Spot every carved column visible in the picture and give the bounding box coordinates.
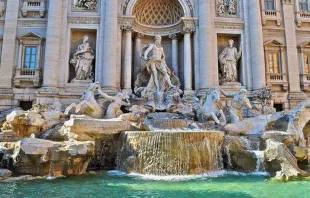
[123,28,133,94]
[0,0,19,88]
[183,19,195,94]
[169,34,179,77]
[199,0,214,91]
[248,0,266,90]
[102,0,118,92]
[183,31,192,93]
[134,33,144,81]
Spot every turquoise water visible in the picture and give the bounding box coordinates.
[0,171,310,198]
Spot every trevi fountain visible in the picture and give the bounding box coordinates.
[1,0,310,197]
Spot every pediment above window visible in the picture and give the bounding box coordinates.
[18,32,45,41]
[264,39,284,47]
[300,41,310,49]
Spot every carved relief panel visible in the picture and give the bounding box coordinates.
[216,0,238,17]
[72,0,98,12]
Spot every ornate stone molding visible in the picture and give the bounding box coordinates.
[215,20,244,29]
[67,16,100,24]
[134,32,144,39]
[17,19,47,27]
[119,16,135,32]
[182,17,196,34]
[122,0,194,17]
[169,33,180,40]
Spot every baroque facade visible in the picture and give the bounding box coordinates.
[0,0,309,111]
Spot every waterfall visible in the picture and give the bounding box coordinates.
[252,150,265,172]
[117,131,224,176]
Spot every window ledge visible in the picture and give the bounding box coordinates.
[266,73,288,91]
[262,10,282,26]
[300,73,310,91]
[296,11,310,27]
[13,68,42,88]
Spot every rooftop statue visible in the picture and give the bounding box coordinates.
[70,35,94,82]
[219,39,242,84]
[221,88,252,123]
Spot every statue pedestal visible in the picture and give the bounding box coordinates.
[220,82,245,93]
[70,79,93,85]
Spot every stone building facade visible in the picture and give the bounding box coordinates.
[0,0,309,111]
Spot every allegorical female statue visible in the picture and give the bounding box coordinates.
[70,35,95,82]
[219,39,242,83]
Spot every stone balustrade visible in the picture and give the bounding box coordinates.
[266,72,288,90]
[21,0,46,18]
[13,68,42,87]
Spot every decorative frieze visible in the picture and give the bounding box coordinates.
[215,21,244,29]
[216,0,238,17]
[72,0,98,12]
[67,16,100,24]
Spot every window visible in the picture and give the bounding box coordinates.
[265,0,275,10]
[23,46,37,69]
[304,54,310,73]
[268,52,280,73]
[300,0,309,12]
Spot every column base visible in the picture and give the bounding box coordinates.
[0,88,16,109]
[220,82,245,92]
[36,87,60,104]
[183,89,195,96]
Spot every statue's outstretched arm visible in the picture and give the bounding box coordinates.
[97,89,115,102]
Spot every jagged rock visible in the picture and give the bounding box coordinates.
[61,115,138,170]
[0,169,11,180]
[225,100,310,146]
[11,138,94,177]
[1,108,64,139]
[61,115,136,141]
[223,136,258,172]
[264,139,309,180]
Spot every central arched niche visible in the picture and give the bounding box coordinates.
[132,0,184,26]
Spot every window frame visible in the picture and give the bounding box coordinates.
[299,0,309,12]
[265,0,275,10]
[23,46,38,69]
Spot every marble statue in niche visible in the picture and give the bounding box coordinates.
[219,39,242,84]
[70,35,95,82]
[142,35,176,91]
[134,35,181,111]
[73,0,97,10]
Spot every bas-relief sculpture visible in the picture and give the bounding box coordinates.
[134,35,182,111]
[216,0,237,16]
[73,0,97,10]
[70,35,95,82]
[219,39,242,84]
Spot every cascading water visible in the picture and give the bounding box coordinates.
[117,131,224,176]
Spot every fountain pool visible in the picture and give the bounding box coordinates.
[1,171,310,198]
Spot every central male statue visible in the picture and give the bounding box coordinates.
[142,35,176,90]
